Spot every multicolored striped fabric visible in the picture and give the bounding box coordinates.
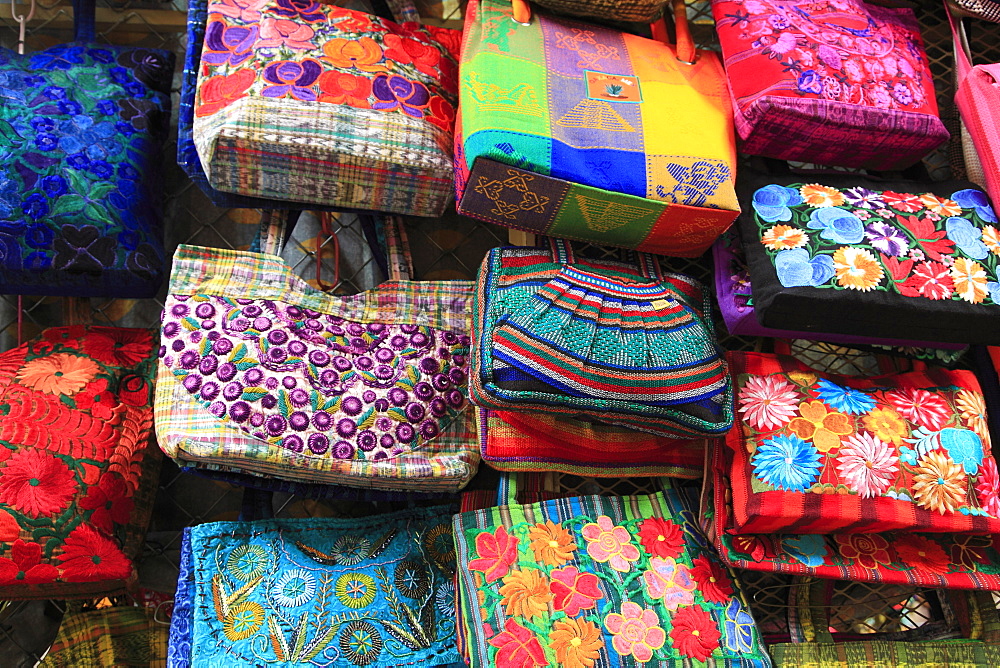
[40,606,168,668]
[155,245,480,492]
[192,0,460,215]
[471,242,733,438]
[456,0,739,256]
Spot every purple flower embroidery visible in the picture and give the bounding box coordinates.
[203,21,258,67]
[843,187,886,210]
[817,45,842,70]
[262,60,322,100]
[864,221,909,257]
[271,0,325,22]
[891,82,912,106]
[371,74,430,118]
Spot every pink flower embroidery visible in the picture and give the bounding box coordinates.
[604,601,666,663]
[488,618,549,668]
[581,515,640,573]
[549,566,603,617]
[208,0,270,23]
[257,16,315,50]
[468,525,519,583]
[886,388,951,431]
[737,375,799,431]
[642,557,696,610]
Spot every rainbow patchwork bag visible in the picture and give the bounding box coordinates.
[471,240,733,438]
[455,0,739,256]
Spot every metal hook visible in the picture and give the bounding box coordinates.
[10,0,37,55]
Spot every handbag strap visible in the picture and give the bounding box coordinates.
[948,0,974,82]
[73,0,96,41]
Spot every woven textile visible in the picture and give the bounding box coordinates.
[156,245,480,492]
[192,0,459,215]
[532,0,668,22]
[454,490,772,667]
[478,408,706,479]
[456,0,738,256]
[950,0,1000,23]
[738,170,1000,345]
[711,0,948,169]
[471,241,733,438]
[0,0,172,298]
[40,606,168,668]
[0,326,158,599]
[168,506,461,667]
[725,351,1000,535]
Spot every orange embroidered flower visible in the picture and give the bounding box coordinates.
[321,37,386,72]
[548,617,603,668]
[195,69,256,118]
[834,533,891,569]
[605,601,666,662]
[499,568,552,621]
[527,521,576,566]
[833,247,883,291]
[16,353,98,396]
[919,193,962,217]
[983,225,1000,255]
[787,400,853,452]
[761,225,809,250]
[317,70,372,107]
[799,184,844,207]
[956,389,991,450]
[0,449,77,519]
[951,257,989,304]
[581,515,640,573]
[861,407,908,445]
[382,33,441,78]
[912,450,967,514]
[893,535,951,574]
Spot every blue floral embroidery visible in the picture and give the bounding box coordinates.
[796,70,823,94]
[752,184,803,222]
[952,189,998,223]
[939,428,983,476]
[722,599,756,654]
[752,434,821,492]
[782,534,828,567]
[813,379,876,414]
[807,207,865,244]
[774,248,835,287]
[945,217,988,260]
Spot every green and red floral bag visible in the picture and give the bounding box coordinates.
[453,488,772,667]
[0,326,158,599]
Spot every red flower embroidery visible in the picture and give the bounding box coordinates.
[488,618,548,668]
[669,604,721,662]
[79,474,134,534]
[382,34,441,78]
[897,216,955,262]
[81,328,152,367]
[637,517,684,559]
[468,525,519,583]
[893,536,951,575]
[117,374,151,408]
[834,533,891,569]
[0,449,77,518]
[0,509,20,542]
[43,326,88,348]
[883,191,923,213]
[0,539,58,585]
[899,261,954,300]
[689,555,734,604]
[426,95,455,133]
[57,524,132,582]
[195,69,256,118]
[317,71,372,107]
[75,379,119,420]
[549,565,603,616]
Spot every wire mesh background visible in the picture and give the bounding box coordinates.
[0,0,996,664]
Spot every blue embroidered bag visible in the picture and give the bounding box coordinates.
[0,0,173,298]
[167,505,462,667]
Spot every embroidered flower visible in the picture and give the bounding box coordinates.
[261,60,322,101]
[334,572,375,609]
[982,226,1000,255]
[258,15,316,50]
[886,388,951,431]
[774,248,836,288]
[488,618,549,668]
[833,246,883,291]
[272,569,316,607]
[761,225,809,250]
[752,185,803,222]
[956,389,991,450]
[844,187,886,210]
[667,604,719,662]
[499,569,552,621]
[722,599,756,654]
[894,535,951,574]
[202,19,257,67]
[912,450,967,514]
[812,379,875,415]
[800,184,844,207]
[944,217,989,260]
[74,379,118,420]
[548,617,603,668]
[938,428,984,476]
[316,70,372,107]
[951,534,990,570]
[382,33,442,78]
[468,525,519,583]
[834,533,891,569]
[835,432,898,498]
[371,74,431,118]
[975,456,1000,516]
[581,515,640,573]
[864,221,909,257]
[57,523,132,582]
[0,449,77,519]
[642,556,696,610]
[636,517,684,559]
[527,521,576,566]
[321,37,386,72]
[16,353,98,395]
[882,191,924,213]
[862,407,908,446]
[606,602,667,663]
[737,374,799,430]
[81,328,152,367]
[79,473,133,533]
[903,261,954,300]
[808,208,865,244]
[920,194,963,217]
[752,434,822,491]
[689,555,734,604]
[951,258,989,303]
[0,539,58,585]
[222,601,266,642]
[952,189,998,222]
[194,70,255,117]
[226,544,269,580]
[782,534,828,567]
[788,400,853,453]
[549,566,603,616]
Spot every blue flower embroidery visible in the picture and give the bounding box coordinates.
[774,248,835,288]
[814,379,876,414]
[898,445,918,466]
[722,599,756,653]
[987,281,1000,305]
[752,184,803,222]
[782,534,828,567]
[944,217,988,260]
[752,434,821,492]
[796,70,823,94]
[807,207,865,244]
[952,189,998,223]
[939,428,983,476]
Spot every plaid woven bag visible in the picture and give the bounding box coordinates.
[192,0,460,215]
[455,0,739,257]
[40,605,168,668]
[471,239,733,438]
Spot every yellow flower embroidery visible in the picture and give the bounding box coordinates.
[498,568,552,621]
[861,407,908,445]
[788,400,853,452]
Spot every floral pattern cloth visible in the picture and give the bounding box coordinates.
[168,505,461,667]
[0,36,172,297]
[725,351,1000,536]
[454,491,772,667]
[0,326,158,599]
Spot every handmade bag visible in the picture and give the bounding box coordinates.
[192,0,460,216]
[470,240,733,438]
[0,326,159,599]
[155,239,480,492]
[40,604,168,668]
[455,0,739,257]
[724,350,1000,535]
[167,505,461,667]
[711,0,948,169]
[453,485,772,667]
[529,0,670,22]
[737,169,1000,345]
[949,0,1000,24]
[477,407,706,478]
[0,0,172,298]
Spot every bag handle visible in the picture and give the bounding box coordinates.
[73,0,96,41]
[546,236,664,282]
[947,0,973,82]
